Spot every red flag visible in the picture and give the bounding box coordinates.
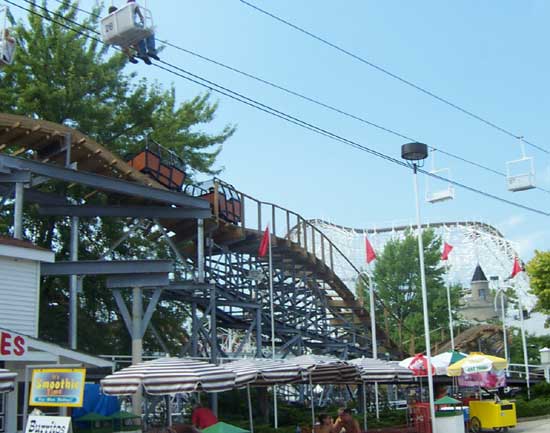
[258,226,269,257]
[510,257,522,278]
[366,236,376,264]
[441,242,453,261]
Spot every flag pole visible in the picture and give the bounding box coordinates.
[365,235,380,421]
[445,261,455,352]
[268,225,278,428]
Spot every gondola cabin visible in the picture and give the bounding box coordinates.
[0,6,16,67]
[101,2,154,47]
[425,167,455,203]
[506,156,535,192]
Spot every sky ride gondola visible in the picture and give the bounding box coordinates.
[506,137,536,192]
[425,151,455,204]
[0,5,16,67]
[100,1,154,48]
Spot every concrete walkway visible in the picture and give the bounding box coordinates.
[513,418,550,432]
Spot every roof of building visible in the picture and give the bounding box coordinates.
[471,264,488,282]
[0,236,50,252]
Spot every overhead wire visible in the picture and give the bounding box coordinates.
[45,0,550,196]
[6,0,550,218]
[238,0,550,156]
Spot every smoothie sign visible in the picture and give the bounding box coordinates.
[29,369,86,407]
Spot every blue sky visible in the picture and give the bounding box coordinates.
[15,1,550,258]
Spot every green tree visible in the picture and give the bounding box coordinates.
[526,250,550,325]
[0,1,234,355]
[360,229,463,355]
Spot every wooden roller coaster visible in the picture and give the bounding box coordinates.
[0,112,399,356]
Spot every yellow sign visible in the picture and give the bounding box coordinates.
[29,368,86,407]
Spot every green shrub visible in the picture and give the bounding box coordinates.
[531,382,550,399]
[515,397,550,418]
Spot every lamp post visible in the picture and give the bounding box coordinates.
[517,293,531,399]
[401,142,436,433]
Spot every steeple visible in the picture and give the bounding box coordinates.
[471,264,488,283]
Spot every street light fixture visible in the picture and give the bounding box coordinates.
[401,142,437,433]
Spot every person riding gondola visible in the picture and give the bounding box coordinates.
[127,0,158,64]
[0,28,15,66]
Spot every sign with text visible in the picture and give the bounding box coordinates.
[29,369,86,407]
[0,330,26,357]
[25,415,72,433]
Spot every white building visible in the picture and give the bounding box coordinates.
[0,237,112,433]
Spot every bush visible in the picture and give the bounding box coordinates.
[531,382,550,399]
[515,397,550,418]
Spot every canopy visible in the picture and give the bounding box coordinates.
[447,352,507,377]
[203,422,250,433]
[289,355,360,384]
[100,358,236,395]
[350,357,413,382]
[225,358,307,387]
[399,351,467,376]
[0,368,17,393]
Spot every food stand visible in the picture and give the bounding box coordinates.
[433,396,465,433]
[468,399,516,433]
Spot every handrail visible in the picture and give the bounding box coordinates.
[212,177,362,283]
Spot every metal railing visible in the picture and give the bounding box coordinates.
[183,178,363,297]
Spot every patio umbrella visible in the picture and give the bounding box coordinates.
[399,351,466,376]
[350,357,413,382]
[447,352,508,389]
[224,358,307,433]
[350,357,413,431]
[203,422,250,433]
[100,358,236,395]
[447,352,507,377]
[289,355,361,428]
[290,355,360,383]
[0,368,17,393]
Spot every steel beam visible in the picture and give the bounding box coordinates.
[13,182,24,239]
[0,155,210,209]
[0,184,67,205]
[0,171,31,183]
[38,205,211,219]
[41,260,173,276]
[69,216,79,350]
[106,273,170,289]
[141,289,163,337]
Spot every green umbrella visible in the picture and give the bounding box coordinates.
[108,411,141,420]
[76,412,111,422]
[435,396,461,405]
[203,422,250,433]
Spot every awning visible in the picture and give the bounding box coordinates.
[0,368,17,393]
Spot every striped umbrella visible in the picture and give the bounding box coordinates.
[289,355,361,383]
[0,368,17,393]
[350,357,413,383]
[226,358,308,387]
[224,358,308,433]
[101,358,236,395]
[288,355,361,429]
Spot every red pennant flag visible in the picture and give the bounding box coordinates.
[441,242,453,261]
[258,226,269,257]
[510,257,522,279]
[366,237,376,264]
